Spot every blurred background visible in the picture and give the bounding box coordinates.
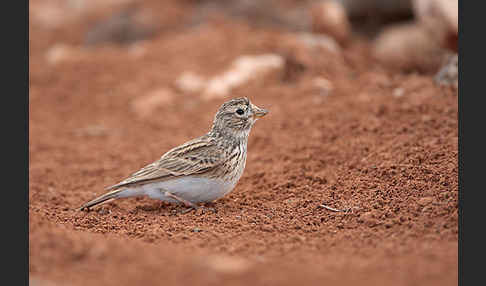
[29,1,458,286]
[30,0,458,91]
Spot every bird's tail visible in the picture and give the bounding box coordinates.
[77,189,125,211]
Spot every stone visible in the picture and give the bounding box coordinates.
[312,77,334,96]
[202,54,285,100]
[131,88,174,118]
[297,32,341,54]
[392,87,405,97]
[45,43,79,65]
[372,22,445,72]
[311,0,351,45]
[175,54,284,100]
[175,72,206,94]
[412,0,458,51]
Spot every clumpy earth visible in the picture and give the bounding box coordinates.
[29,1,458,285]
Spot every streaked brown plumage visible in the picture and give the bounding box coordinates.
[78,97,268,212]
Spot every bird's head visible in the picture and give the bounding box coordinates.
[211,97,268,138]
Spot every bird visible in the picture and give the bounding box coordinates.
[78,97,268,212]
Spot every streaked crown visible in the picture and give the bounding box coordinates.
[211,97,268,135]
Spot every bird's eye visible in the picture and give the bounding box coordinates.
[236,109,244,115]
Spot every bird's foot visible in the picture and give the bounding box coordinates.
[163,191,206,214]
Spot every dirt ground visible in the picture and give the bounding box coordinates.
[29,1,458,285]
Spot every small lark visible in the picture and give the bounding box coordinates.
[78,97,268,212]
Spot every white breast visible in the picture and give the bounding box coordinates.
[117,176,237,203]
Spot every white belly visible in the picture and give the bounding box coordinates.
[117,176,236,203]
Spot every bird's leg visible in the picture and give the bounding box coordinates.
[181,207,198,214]
[164,191,199,213]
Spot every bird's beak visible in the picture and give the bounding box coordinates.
[251,104,269,118]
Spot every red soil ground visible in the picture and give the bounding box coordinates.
[29,1,458,285]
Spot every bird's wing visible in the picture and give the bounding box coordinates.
[105,135,226,191]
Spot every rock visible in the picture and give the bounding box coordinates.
[412,0,458,51]
[176,54,284,100]
[202,54,285,100]
[175,72,207,94]
[297,32,341,54]
[435,53,458,88]
[417,197,434,206]
[392,87,405,97]
[131,88,174,118]
[276,32,344,77]
[311,0,351,45]
[372,22,445,72]
[45,44,80,65]
[312,77,334,96]
[413,0,458,32]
